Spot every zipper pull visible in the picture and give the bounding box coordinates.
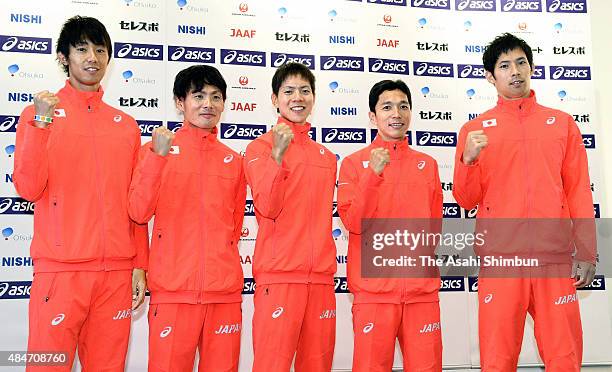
[88,105,92,112]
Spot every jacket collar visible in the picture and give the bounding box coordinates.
[277,116,312,144]
[176,121,218,148]
[58,80,104,111]
[496,89,537,114]
[372,135,410,159]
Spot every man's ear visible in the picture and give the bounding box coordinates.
[485,70,496,85]
[175,97,184,113]
[57,52,68,66]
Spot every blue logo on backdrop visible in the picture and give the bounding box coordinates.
[455,0,496,11]
[322,128,366,143]
[242,278,256,294]
[10,14,43,24]
[167,121,183,132]
[368,58,409,75]
[137,121,163,136]
[2,227,13,239]
[367,0,407,6]
[271,53,315,69]
[114,42,163,60]
[577,275,605,291]
[411,0,451,9]
[0,281,32,299]
[334,277,350,293]
[457,64,486,79]
[221,49,266,67]
[443,203,462,218]
[440,276,465,291]
[501,0,542,12]
[532,66,545,79]
[416,131,457,147]
[244,200,255,216]
[0,35,51,54]
[168,46,214,63]
[221,123,266,140]
[582,134,595,149]
[550,66,591,80]
[546,0,587,13]
[0,197,35,215]
[0,116,18,132]
[468,276,478,292]
[413,61,454,78]
[7,92,33,102]
[321,56,364,72]
[593,204,600,218]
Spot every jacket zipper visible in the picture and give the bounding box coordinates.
[306,141,314,282]
[197,141,206,303]
[89,103,109,268]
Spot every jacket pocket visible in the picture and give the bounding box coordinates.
[50,196,62,246]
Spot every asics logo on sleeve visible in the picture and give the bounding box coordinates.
[51,313,65,326]
[272,306,284,319]
[160,326,172,338]
[483,293,493,304]
[113,115,122,123]
[363,322,374,333]
[546,116,556,125]
[417,160,426,170]
[224,154,234,163]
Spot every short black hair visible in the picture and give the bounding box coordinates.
[369,80,412,112]
[173,65,227,101]
[483,33,533,76]
[271,62,315,96]
[56,16,112,76]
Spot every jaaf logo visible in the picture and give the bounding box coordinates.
[271,53,315,69]
[0,197,35,214]
[367,0,407,6]
[550,66,591,80]
[168,46,214,63]
[413,61,454,78]
[114,42,163,61]
[458,64,485,79]
[221,123,266,140]
[0,116,18,132]
[411,0,450,9]
[455,0,496,11]
[221,49,266,67]
[322,128,366,143]
[368,58,409,75]
[0,35,51,54]
[416,131,457,147]
[320,56,364,72]
[501,0,542,12]
[546,0,586,13]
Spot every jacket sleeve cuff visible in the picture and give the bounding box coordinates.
[359,168,384,189]
[141,148,168,174]
[23,120,51,146]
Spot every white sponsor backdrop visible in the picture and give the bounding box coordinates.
[0,0,610,370]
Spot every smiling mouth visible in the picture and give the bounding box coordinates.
[389,123,404,128]
[290,106,305,112]
[510,80,524,87]
[84,67,99,72]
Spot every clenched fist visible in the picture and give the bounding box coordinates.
[271,123,294,165]
[369,148,390,175]
[462,130,488,165]
[152,126,175,157]
[33,90,60,128]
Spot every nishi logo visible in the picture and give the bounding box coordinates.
[546,0,586,13]
[221,123,265,140]
[411,0,450,9]
[550,66,590,80]
[368,58,409,75]
[0,197,35,215]
[0,35,51,54]
[322,128,366,143]
[114,42,163,61]
[416,131,457,147]
[168,46,214,63]
[455,0,496,11]
[137,120,163,136]
[413,61,454,77]
[501,0,542,12]
[221,49,265,67]
[0,116,18,132]
[458,64,485,79]
[271,53,315,69]
[320,56,364,72]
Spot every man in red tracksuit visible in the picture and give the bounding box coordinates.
[244,62,337,372]
[337,80,443,372]
[13,16,148,371]
[453,33,596,371]
[128,65,246,372]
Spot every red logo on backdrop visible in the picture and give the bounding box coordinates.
[518,22,527,31]
[239,3,248,12]
[241,228,249,237]
[239,76,249,86]
[383,15,392,24]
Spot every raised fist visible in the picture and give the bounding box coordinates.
[462,130,488,165]
[33,90,60,128]
[152,126,175,157]
[369,147,390,175]
[271,123,294,165]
